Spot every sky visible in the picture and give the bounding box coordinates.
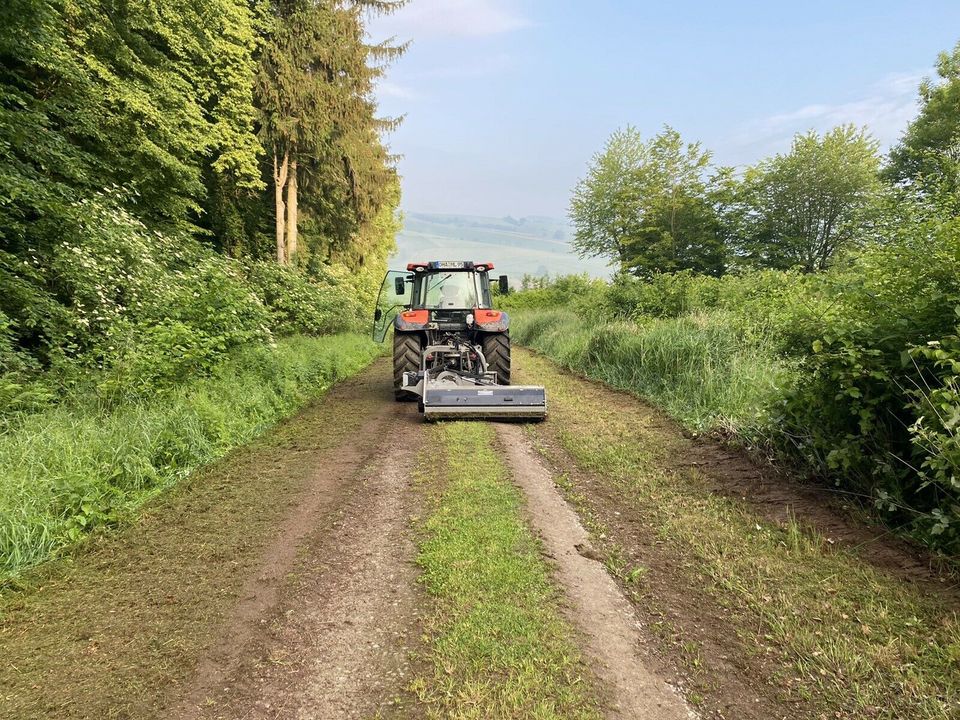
[367,1,960,220]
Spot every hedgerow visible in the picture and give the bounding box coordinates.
[0,191,376,414]
[505,213,960,551]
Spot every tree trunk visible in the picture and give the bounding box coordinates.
[286,156,298,266]
[274,150,289,265]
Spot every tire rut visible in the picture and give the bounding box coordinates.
[495,423,695,720]
[173,376,425,720]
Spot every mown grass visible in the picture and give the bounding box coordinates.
[512,308,792,440]
[0,357,387,719]
[410,421,602,719]
[517,349,960,720]
[0,333,380,582]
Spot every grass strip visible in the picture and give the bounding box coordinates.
[0,356,386,719]
[0,333,380,582]
[511,307,790,438]
[410,421,602,719]
[516,348,960,720]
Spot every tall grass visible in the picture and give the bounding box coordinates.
[513,309,793,439]
[0,334,379,581]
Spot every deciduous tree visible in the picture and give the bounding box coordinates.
[569,126,727,277]
[887,42,960,192]
[731,126,881,272]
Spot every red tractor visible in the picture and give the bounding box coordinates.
[373,260,546,421]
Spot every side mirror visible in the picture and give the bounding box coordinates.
[394,276,406,296]
[374,307,383,322]
[498,275,509,294]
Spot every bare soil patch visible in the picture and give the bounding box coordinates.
[177,413,425,720]
[0,359,417,720]
[496,423,693,720]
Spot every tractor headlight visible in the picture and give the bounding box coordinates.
[466,313,474,326]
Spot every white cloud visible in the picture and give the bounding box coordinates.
[374,51,514,104]
[377,81,419,100]
[729,69,930,164]
[368,0,529,39]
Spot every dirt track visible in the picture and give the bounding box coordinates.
[174,394,425,720]
[2,352,955,720]
[163,360,693,720]
[497,423,692,720]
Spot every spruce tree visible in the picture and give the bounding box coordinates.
[256,0,405,266]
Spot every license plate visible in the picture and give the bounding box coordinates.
[436,260,465,269]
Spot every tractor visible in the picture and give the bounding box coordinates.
[372,260,546,420]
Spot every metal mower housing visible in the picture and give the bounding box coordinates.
[402,342,546,421]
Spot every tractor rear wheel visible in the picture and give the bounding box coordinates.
[393,332,421,401]
[482,332,511,385]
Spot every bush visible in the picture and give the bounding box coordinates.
[509,211,960,550]
[907,331,960,542]
[245,260,368,336]
[0,191,375,408]
[498,274,609,318]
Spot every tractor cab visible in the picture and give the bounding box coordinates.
[372,261,508,343]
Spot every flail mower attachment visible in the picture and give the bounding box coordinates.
[402,342,546,421]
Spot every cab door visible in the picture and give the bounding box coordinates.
[372,270,412,342]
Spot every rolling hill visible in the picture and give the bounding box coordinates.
[391,212,611,281]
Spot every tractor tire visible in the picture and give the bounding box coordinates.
[482,332,511,385]
[393,332,421,401]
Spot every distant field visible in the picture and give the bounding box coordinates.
[393,212,611,280]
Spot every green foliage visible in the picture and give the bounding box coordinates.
[0,188,379,417]
[729,126,882,272]
[571,124,884,277]
[512,308,789,438]
[509,205,960,550]
[0,0,401,349]
[569,126,727,277]
[256,0,404,264]
[497,273,609,316]
[887,41,960,190]
[0,333,379,581]
[0,0,402,581]
[908,331,960,541]
[246,259,368,335]
[0,0,265,242]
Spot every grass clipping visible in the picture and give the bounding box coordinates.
[516,348,960,720]
[411,422,601,719]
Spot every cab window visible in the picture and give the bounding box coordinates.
[420,272,481,309]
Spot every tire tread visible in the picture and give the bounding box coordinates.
[481,333,511,385]
[393,332,421,400]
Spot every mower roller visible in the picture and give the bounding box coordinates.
[372,260,546,421]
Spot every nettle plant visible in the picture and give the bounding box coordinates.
[907,325,960,542]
